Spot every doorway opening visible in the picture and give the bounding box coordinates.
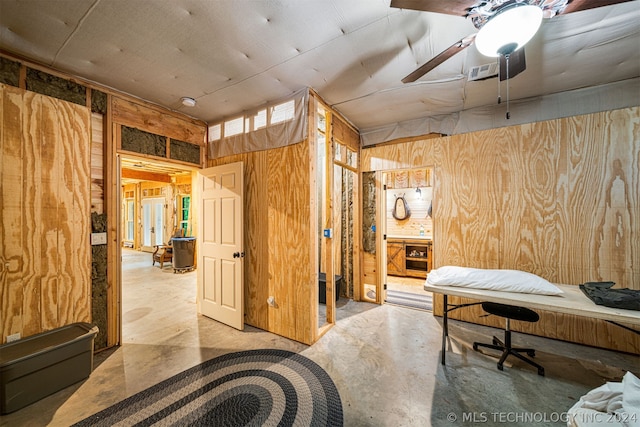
[316,104,359,332]
[119,155,198,344]
[382,168,434,311]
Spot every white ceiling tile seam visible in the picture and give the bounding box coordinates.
[53,0,101,65]
[198,8,406,98]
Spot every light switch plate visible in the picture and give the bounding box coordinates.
[91,232,107,245]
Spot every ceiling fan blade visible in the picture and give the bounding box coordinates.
[390,0,478,16]
[499,48,526,81]
[402,35,476,83]
[559,0,636,14]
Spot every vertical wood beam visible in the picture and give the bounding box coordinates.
[308,94,319,342]
[352,150,362,302]
[105,95,119,347]
[324,111,335,324]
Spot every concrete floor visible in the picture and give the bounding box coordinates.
[2,250,638,426]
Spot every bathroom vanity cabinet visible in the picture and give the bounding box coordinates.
[386,238,432,278]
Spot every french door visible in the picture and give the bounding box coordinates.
[141,198,165,252]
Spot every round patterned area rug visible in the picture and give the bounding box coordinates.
[73,349,343,427]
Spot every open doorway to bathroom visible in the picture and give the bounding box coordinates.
[383,168,434,311]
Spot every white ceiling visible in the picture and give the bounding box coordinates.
[1,0,639,139]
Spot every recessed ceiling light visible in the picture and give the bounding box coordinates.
[181,97,196,107]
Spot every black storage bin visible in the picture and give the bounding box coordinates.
[172,237,196,272]
[319,273,342,304]
[0,322,98,414]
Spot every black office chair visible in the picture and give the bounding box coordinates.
[473,302,545,376]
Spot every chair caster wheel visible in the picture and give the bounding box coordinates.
[473,343,479,351]
[527,351,535,357]
[538,368,545,376]
[497,364,504,371]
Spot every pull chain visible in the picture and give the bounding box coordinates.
[497,56,501,104]
[505,53,511,120]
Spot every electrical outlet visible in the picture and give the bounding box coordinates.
[7,333,20,343]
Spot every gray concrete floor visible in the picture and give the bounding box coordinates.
[2,249,638,426]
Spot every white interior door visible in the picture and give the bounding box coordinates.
[141,198,165,252]
[197,162,244,330]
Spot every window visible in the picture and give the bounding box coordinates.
[179,196,191,236]
[208,124,221,142]
[224,117,244,137]
[270,100,295,124]
[253,109,267,130]
[207,88,308,158]
[126,199,135,241]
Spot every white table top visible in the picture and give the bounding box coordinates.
[424,282,640,327]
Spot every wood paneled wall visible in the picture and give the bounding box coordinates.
[362,107,640,353]
[208,141,314,345]
[1,84,91,341]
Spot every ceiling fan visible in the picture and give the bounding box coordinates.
[393,0,635,84]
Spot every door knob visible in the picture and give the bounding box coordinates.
[233,252,245,258]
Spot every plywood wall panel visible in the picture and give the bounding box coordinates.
[603,109,640,288]
[595,320,639,354]
[556,112,608,285]
[435,130,502,269]
[361,135,439,172]
[248,150,270,330]
[556,108,639,289]
[20,91,44,337]
[1,86,25,339]
[69,100,92,325]
[267,142,312,344]
[362,252,378,288]
[1,85,92,342]
[242,151,270,330]
[499,120,560,281]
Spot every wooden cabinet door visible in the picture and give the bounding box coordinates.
[386,242,405,276]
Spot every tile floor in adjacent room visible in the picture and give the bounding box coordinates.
[2,249,638,426]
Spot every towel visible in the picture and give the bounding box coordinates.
[567,372,640,427]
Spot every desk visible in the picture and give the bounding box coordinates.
[424,283,640,365]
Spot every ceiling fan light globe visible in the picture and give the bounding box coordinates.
[475,4,543,57]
